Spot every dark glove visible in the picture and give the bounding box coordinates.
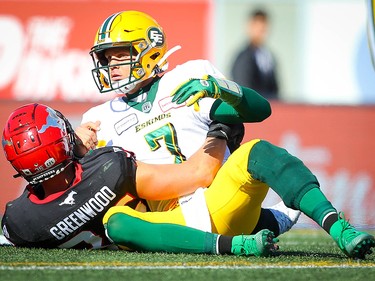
[207,121,245,153]
[226,123,245,153]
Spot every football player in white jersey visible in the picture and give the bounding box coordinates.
[76,10,300,236]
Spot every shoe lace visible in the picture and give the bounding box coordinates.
[239,235,258,255]
[337,212,357,250]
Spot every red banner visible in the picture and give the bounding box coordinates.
[0,0,212,102]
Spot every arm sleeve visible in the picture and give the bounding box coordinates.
[209,86,272,123]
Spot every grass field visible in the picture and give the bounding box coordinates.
[1,229,374,281]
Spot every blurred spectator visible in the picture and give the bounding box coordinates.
[231,9,279,100]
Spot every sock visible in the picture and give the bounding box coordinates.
[299,188,337,228]
[106,213,220,254]
[251,208,280,236]
[322,212,339,233]
[328,213,346,241]
[217,235,233,254]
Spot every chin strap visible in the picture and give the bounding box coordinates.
[156,45,182,73]
[54,109,81,161]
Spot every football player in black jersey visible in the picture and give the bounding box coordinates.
[2,104,374,259]
[1,103,278,256]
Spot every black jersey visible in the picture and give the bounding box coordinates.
[1,146,141,249]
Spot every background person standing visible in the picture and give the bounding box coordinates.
[231,9,279,100]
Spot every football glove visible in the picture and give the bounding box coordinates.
[171,75,243,109]
[226,122,245,153]
[206,121,232,140]
[206,121,245,153]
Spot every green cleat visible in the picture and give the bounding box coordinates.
[331,212,375,259]
[231,229,279,257]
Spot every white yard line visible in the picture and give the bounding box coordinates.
[1,265,375,270]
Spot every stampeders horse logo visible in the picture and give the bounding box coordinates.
[59,191,77,206]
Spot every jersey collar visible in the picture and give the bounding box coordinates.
[121,76,161,112]
[28,163,83,204]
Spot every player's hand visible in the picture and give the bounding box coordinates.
[73,121,101,157]
[226,123,245,153]
[206,121,231,140]
[207,121,245,153]
[171,75,221,109]
[171,75,243,110]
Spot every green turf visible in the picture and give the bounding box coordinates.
[0,229,374,281]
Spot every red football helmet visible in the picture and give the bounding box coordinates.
[2,103,75,185]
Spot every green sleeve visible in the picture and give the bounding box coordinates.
[105,213,219,254]
[209,86,271,123]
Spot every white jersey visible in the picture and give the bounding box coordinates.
[82,60,229,165]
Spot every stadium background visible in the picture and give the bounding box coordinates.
[1,0,374,229]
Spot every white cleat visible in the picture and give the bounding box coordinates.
[269,201,301,235]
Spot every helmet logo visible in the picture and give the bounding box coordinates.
[39,107,65,134]
[2,138,12,147]
[148,28,164,47]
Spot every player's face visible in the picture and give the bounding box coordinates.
[104,48,134,82]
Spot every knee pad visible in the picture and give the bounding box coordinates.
[247,140,319,209]
[106,213,137,247]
